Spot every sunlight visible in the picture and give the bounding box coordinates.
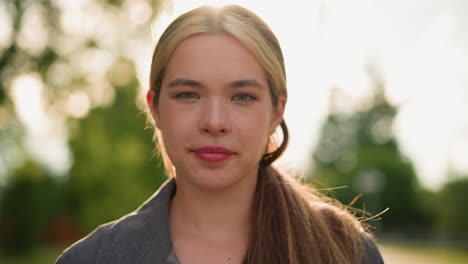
[386,10,467,189]
[10,74,72,176]
[450,139,468,175]
[16,3,48,56]
[66,91,90,119]
[321,0,375,98]
[11,74,48,133]
[0,1,12,49]
[152,0,254,39]
[125,0,152,29]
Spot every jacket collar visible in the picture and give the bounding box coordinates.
[95,178,176,264]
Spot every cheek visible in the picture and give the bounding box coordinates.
[159,99,193,132]
[236,110,272,152]
[158,105,195,157]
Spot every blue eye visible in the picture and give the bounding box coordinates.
[232,93,256,102]
[174,92,199,100]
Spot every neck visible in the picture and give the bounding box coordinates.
[169,174,257,242]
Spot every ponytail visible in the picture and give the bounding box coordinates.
[245,121,365,264]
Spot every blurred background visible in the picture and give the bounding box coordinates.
[0,0,467,263]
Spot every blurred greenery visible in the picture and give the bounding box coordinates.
[434,176,468,242]
[66,58,167,233]
[0,0,467,263]
[0,0,168,259]
[0,246,64,264]
[309,73,432,237]
[380,242,468,264]
[309,68,468,247]
[0,160,66,254]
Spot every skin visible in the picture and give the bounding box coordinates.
[148,34,285,264]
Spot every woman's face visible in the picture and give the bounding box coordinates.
[149,33,285,191]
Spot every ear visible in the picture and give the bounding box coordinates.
[269,96,286,135]
[147,90,160,129]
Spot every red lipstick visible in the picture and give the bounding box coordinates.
[192,146,235,162]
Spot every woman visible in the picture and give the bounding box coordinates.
[57,5,384,264]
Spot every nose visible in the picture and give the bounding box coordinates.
[199,98,231,136]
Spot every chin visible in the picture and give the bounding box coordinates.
[181,170,253,193]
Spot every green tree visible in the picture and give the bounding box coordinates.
[310,72,430,236]
[0,160,67,255]
[0,0,166,180]
[434,176,468,244]
[66,59,167,233]
[0,0,168,255]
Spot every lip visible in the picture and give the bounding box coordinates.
[191,146,235,162]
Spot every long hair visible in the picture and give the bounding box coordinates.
[147,5,367,264]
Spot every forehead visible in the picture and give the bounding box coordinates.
[163,33,267,86]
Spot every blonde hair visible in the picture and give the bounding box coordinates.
[148,5,368,264]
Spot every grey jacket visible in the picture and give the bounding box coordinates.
[56,179,384,264]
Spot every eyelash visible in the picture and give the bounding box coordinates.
[232,93,257,102]
[174,91,199,100]
[172,92,257,102]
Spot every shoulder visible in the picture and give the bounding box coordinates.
[309,201,384,263]
[362,234,384,264]
[55,208,170,264]
[56,222,114,264]
[55,179,175,264]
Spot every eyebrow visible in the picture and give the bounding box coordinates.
[227,79,264,89]
[167,78,203,88]
[167,78,264,89]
